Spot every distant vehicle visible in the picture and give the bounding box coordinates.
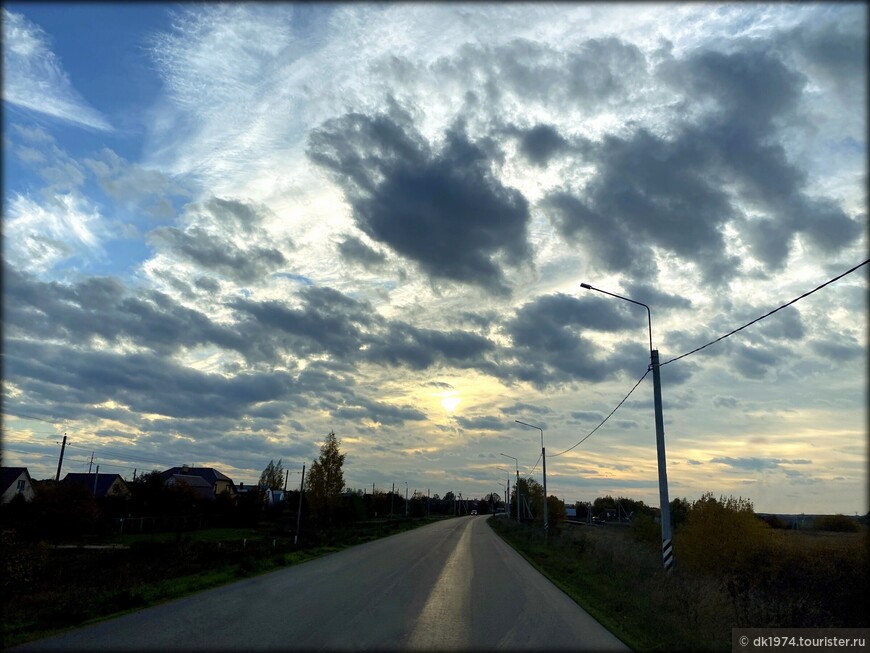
[471,509,478,515]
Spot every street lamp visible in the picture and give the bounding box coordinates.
[500,453,521,522]
[580,282,674,571]
[515,420,548,543]
[496,468,511,517]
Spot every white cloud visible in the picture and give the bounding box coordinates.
[2,9,113,132]
[5,192,110,273]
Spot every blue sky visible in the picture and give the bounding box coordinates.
[2,3,867,515]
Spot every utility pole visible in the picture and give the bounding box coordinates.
[651,349,674,570]
[55,434,67,481]
[581,282,674,570]
[88,451,95,474]
[390,483,395,517]
[284,469,289,492]
[93,465,100,496]
[294,464,305,545]
[405,483,409,517]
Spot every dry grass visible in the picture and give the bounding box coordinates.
[490,515,869,652]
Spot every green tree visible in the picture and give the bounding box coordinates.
[305,431,345,523]
[259,459,285,490]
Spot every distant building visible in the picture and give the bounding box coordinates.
[61,472,130,498]
[0,467,35,503]
[164,474,215,501]
[160,466,236,498]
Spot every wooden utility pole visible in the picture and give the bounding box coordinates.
[294,464,305,545]
[55,434,67,481]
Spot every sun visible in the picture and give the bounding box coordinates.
[441,396,461,412]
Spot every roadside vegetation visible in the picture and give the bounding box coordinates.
[1,432,464,648]
[489,492,869,652]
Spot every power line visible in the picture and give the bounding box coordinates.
[528,451,543,477]
[546,259,868,459]
[2,412,59,425]
[551,367,651,457]
[63,442,174,468]
[661,258,869,367]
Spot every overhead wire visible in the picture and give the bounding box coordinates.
[660,258,869,367]
[550,366,651,457]
[547,258,867,459]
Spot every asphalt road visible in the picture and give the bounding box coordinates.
[13,516,630,651]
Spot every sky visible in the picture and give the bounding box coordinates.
[2,3,867,515]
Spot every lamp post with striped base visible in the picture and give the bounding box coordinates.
[580,283,674,571]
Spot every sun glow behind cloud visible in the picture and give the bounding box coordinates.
[1,3,866,514]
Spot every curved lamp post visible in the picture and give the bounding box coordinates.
[515,420,548,543]
[580,283,674,571]
[500,453,521,522]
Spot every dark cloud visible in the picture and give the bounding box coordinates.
[364,322,495,370]
[147,197,292,284]
[777,11,867,101]
[308,111,531,296]
[337,235,386,270]
[500,402,553,416]
[657,47,861,270]
[517,124,570,167]
[3,338,301,420]
[435,37,648,111]
[495,293,651,388]
[148,225,286,284]
[3,264,255,359]
[543,43,860,284]
[331,397,427,426]
[544,127,739,284]
[711,456,813,471]
[569,410,605,422]
[809,337,864,362]
[455,415,513,432]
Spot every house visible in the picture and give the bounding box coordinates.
[0,467,35,503]
[61,472,130,498]
[160,466,236,499]
[165,474,214,501]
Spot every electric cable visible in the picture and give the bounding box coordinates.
[660,258,869,367]
[550,367,651,457]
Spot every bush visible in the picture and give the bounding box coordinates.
[813,514,860,532]
[675,493,769,576]
[629,513,660,547]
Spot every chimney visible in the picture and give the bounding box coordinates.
[182,464,189,474]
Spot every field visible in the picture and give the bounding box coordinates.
[0,517,438,648]
[488,516,869,652]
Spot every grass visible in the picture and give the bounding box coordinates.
[1,517,442,648]
[487,517,869,652]
[488,518,703,651]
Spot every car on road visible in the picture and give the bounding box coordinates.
[470,510,478,515]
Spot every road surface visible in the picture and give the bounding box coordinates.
[13,516,630,651]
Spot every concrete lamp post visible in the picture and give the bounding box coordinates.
[580,282,674,571]
[514,420,548,544]
[499,453,521,522]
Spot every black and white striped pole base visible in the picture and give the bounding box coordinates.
[662,538,674,571]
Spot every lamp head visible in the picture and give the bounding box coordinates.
[580,283,591,289]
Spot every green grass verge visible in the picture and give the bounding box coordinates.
[2,518,443,648]
[487,517,706,652]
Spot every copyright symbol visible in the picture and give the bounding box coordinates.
[740,636,749,647]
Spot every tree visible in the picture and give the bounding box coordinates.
[305,431,345,523]
[259,459,285,490]
[514,477,543,520]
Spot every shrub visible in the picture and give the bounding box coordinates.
[813,514,860,532]
[675,493,769,577]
